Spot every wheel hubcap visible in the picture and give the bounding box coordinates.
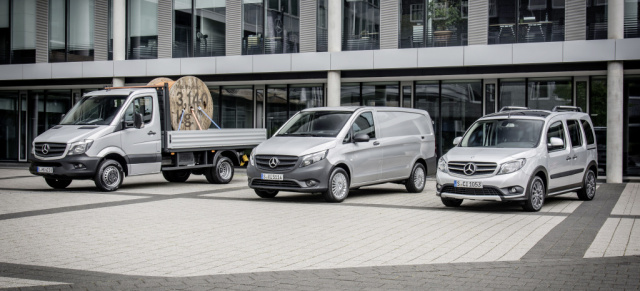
[586,172,596,199]
[103,166,120,187]
[332,173,348,199]
[531,179,544,209]
[218,161,232,180]
[414,167,425,189]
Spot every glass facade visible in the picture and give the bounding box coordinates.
[0,91,18,161]
[242,0,300,55]
[317,0,328,52]
[49,0,95,62]
[587,0,640,39]
[489,0,565,44]
[0,0,37,64]
[527,77,572,111]
[343,0,379,51]
[340,82,400,107]
[626,76,640,176]
[625,0,640,38]
[174,0,226,58]
[128,0,158,59]
[266,84,323,137]
[400,0,468,48]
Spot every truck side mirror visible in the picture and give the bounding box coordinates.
[353,133,370,143]
[133,112,143,129]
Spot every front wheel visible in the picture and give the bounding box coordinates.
[162,170,191,182]
[94,159,124,192]
[405,163,426,193]
[523,176,545,212]
[205,157,234,184]
[322,168,349,203]
[44,177,72,189]
[255,189,279,198]
[577,169,596,201]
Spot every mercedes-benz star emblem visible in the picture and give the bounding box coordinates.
[463,163,476,175]
[42,144,50,155]
[269,157,279,169]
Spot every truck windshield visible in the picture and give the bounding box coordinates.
[276,111,353,137]
[460,119,544,148]
[59,95,128,125]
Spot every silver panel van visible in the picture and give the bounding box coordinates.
[247,107,436,202]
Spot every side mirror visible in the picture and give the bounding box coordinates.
[548,137,564,149]
[133,112,143,129]
[453,137,462,145]
[353,133,370,143]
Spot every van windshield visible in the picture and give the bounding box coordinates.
[276,111,353,137]
[460,119,544,148]
[59,95,128,125]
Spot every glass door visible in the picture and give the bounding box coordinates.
[0,91,19,161]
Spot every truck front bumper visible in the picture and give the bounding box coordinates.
[29,154,101,179]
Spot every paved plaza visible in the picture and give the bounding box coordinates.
[0,166,639,290]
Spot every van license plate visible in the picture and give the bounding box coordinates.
[261,173,283,181]
[454,180,482,189]
[37,167,53,174]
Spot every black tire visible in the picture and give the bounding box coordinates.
[577,169,597,201]
[322,168,349,203]
[44,177,72,189]
[205,157,234,184]
[523,176,545,212]
[405,163,426,193]
[441,197,463,207]
[94,159,124,192]
[254,189,279,198]
[162,170,191,182]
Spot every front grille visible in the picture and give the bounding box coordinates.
[252,180,301,188]
[448,161,497,176]
[441,186,502,196]
[34,143,67,158]
[256,155,299,171]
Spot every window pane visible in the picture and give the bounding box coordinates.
[400,0,424,48]
[265,0,300,54]
[362,82,400,107]
[567,120,583,147]
[195,0,225,57]
[174,0,193,58]
[499,79,526,108]
[415,81,439,154]
[316,0,328,52]
[517,0,564,43]
[587,0,607,40]
[581,119,595,145]
[343,0,380,51]
[353,112,375,139]
[403,86,412,108]
[441,80,482,155]
[0,91,19,160]
[49,0,66,62]
[547,121,566,151]
[45,90,71,131]
[0,0,10,64]
[222,87,253,129]
[289,84,323,116]
[527,77,572,111]
[489,0,517,44]
[266,85,286,137]
[128,0,158,59]
[625,76,640,176]
[68,0,94,61]
[427,0,468,47]
[625,0,639,38]
[243,0,264,55]
[485,83,496,114]
[12,0,36,63]
[341,83,360,106]
[576,81,587,112]
[590,76,607,127]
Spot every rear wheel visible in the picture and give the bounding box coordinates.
[205,157,234,184]
[405,163,426,193]
[44,177,72,189]
[162,170,191,182]
[323,168,349,202]
[441,197,463,207]
[577,169,596,201]
[523,176,545,212]
[254,189,279,198]
[94,159,124,192]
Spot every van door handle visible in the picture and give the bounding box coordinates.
[148,131,156,136]
[373,141,380,146]
[566,156,572,161]
[573,155,578,160]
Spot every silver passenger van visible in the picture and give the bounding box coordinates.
[247,107,436,202]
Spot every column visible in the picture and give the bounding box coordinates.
[326,0,341,107]
[606,0,624,183]
[112,0,126,87]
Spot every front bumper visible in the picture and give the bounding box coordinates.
[29,154,101,179]
[436,170,530,202]
[247,159,333,193]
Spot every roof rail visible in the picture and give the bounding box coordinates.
[499,106,529,112]
[552,106,582,112]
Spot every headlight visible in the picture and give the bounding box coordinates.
[300,150,328,167]
[67,139,94,156]
[249,149,255,166]
[497,158,526,175]
[437,156,448,173]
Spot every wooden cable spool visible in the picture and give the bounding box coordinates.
[166,76,214,131]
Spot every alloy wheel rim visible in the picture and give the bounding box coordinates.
[531,179,544,210]
[414,167,425,189]
[586,172,596,199]
[219,161,232,180]
[332,173,348,199]
[103,166,120,187]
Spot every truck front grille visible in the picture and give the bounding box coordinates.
[448,161,497,176]
[252,180,301,188]
[34,143,67,158]
[441,186,502,196]
[255,155,299,171]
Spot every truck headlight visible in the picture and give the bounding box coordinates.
[300,150,327,167]
[497,158,526,175]
[67,139,94,156]
[437,157,448,173]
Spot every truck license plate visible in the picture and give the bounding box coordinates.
[454,180,482,189]
[261,173,283,181]
[37,167,53,174]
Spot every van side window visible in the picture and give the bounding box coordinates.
[581,119,596,145]
[352,112,375,139]
[566,120,583,147]
[125,96,153,125]
[546,121,566,151]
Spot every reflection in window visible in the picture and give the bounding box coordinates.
[49,0,94,62]
[362,82,400,107]
[625,0,639,38]
[317,0,328,52]
[0,0,37,64]
[527,78,571,111]
[499,79,526,108]
[547,121,566,151]
[0,91,19,160]
[625,76,640,176]
[485,84,496,114]
[125,96,153,125]
[400,0,468,48]
[242,0,299,55]
[265,84,323,137]
[576,81,587,112]
[590,76,607,127]
[266,85,287,137]
[128,0,158,59]
[343,0,379,51]
[289,85,323,116]
[353,112,376,139]
[341,83,361,106]
[222,87,254,128]
[174,0,226,58]
[489,0,565,44]
[587,0,607,40]
[440,81,482,155]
